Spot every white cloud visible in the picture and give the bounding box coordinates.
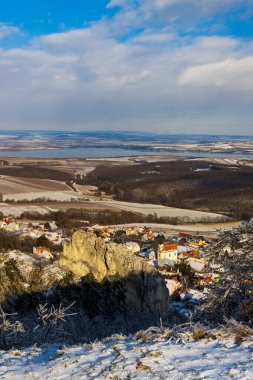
[156,0,190,9]
[0,23,20,40]
[0,2,252,133]
[0,27,252,133]
[106,0,252,35]
[40,29,91,45]
[178,57,253,90]
[154,0,250,12]
[106,0,126,8]
[132,30,174,43]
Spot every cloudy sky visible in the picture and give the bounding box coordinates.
[0,0,253,134]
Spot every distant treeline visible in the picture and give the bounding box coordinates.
[19,209,204,233]
[82,160,253,220]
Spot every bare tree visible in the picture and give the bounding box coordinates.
[199,222,253,325]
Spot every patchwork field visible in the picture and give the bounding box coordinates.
[0,176,69,194]
[0,155,248,224]
[97,200,230,223]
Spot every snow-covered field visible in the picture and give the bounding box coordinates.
[108,221,240,233]
[3,190,82,202]
[1,336,252,379]
[0,204,50,217]
[97,200,230,222]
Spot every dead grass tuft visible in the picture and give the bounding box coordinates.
[192,329,208,341]
[136,360,151,371]
[145,351,162,358]
[234,335,244,345]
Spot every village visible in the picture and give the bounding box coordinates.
[0,215,228,314]
[0,217,62,260]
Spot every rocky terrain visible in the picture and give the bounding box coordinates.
[60,231,168,316]
[0,223,253,378]
[0,232,169,349]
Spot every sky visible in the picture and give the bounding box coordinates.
[0,0,253,134]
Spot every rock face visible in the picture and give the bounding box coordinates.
[59,231,169,317]
[0,250,69,303]
[60,231,155,280]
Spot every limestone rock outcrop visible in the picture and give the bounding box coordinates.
[59,231,169,317]
[60,231,155,280]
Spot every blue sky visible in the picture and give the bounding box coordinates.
[2,1,252,42]
[0,1,115,47]
[0,0,253,134]
[1,1,112,34]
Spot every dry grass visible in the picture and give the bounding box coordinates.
[133,319,253,346]
[224,319,253,344]
[136,360,151,371]
[192,329,208,341]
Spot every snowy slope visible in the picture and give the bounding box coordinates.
[0,336,252,379]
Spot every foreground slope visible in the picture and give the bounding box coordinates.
[0,336,252,379]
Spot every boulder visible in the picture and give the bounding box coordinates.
[59,231,169,317]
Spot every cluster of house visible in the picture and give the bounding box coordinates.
[90,225,161,242]
[0,218,222,304]
[0,218,63,259]
[90,225,221,303]
[0,218,20,232]
[21,222,63,246]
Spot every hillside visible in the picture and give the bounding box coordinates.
[1,333,252,379]
[84,160,253,219]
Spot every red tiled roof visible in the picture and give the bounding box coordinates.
[163,244,177,251]
[36,246,51,253]
[179,232,192,238]
[4,218,12,225]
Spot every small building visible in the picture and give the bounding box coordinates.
[124,242,140,254]
[178,232,192,239]
[197,276,213,286]
[179,249,200,260]
[142,229,154,240]
[220,244,232,256]
[0,218,20,232]
[186,257,206,272]
[158,244,178,261]
[126,228,138,236]
[33,246,53,260]
[188,239,206,248]
[49,221,58,231]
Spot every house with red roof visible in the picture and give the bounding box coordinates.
[33,246,53,260]
[158,243,178,261]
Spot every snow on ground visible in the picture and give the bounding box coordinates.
[0,204,50,217]
[108,221,240,233]
[3,191,83,202]
[97,200,230,222]
[1,336,252,379]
